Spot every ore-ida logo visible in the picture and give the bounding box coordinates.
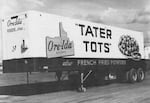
[46,22,74,58]
[6,16,25,33]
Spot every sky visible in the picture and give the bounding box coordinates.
[0,0,150,46]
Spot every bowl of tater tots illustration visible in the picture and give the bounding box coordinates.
[118,35,141,59]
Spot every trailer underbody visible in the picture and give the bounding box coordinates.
[3,58,146,92]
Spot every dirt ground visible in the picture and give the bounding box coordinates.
[1,72,150,103]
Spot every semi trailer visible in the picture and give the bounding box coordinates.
[1,11,147,91]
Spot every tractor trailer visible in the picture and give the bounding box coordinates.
[1,11,147,91]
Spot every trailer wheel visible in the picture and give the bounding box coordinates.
[137,68,145,82]
[128,68,137,83]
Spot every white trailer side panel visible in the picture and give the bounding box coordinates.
[28,12,60,58]
[0,20,2,64]
[27,11,144,59]
[2,13,30,60]
[2,11,145,60]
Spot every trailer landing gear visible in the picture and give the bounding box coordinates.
[78,71,92,92]
[78,73,86,92]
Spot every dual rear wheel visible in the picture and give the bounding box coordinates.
[126,68,145,83]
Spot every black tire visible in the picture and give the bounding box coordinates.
[137,68,145,82]
[128,68,138,83]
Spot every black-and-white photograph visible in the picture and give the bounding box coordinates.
[0,0,150,103]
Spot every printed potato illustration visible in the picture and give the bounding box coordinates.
[118,35,139,57]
